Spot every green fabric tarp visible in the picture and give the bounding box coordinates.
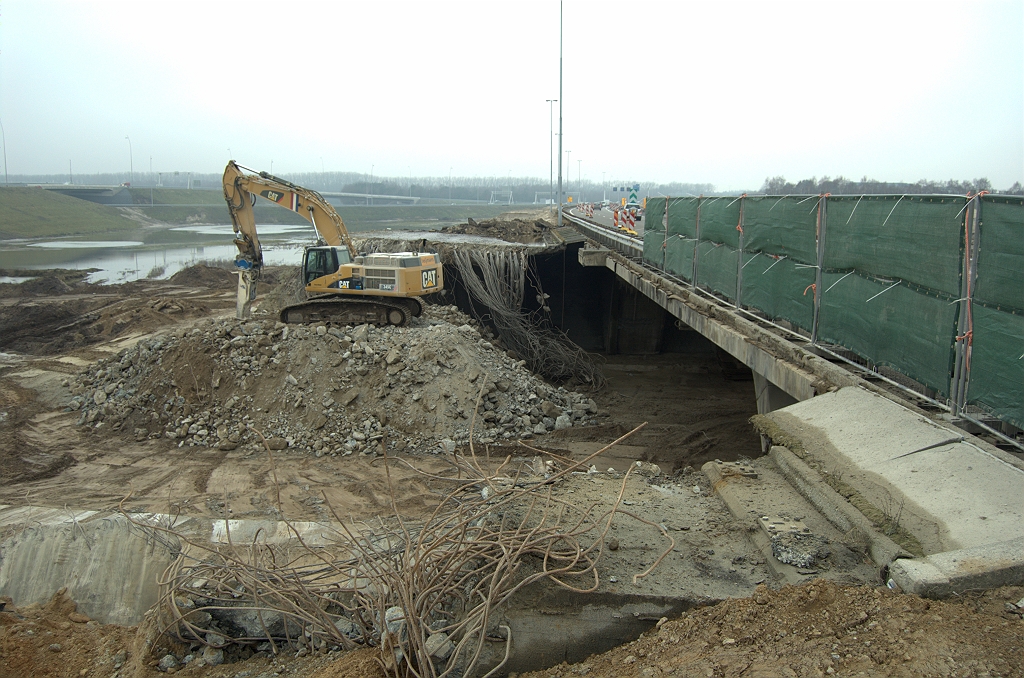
[696,241,738,301]
[740,254,815,332]
[966,305,1024,429]
[824,195,966,296]
[665,236,696,281]
[817,271,958,395]
[975,195,1024,311]
[643,197,667,269]
[696,196,741,247]
[667,197,699,239]
[742,195,820,264]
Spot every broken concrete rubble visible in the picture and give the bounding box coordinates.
[67,305,598,457]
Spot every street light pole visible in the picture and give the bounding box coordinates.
[369,164,374,206]
[125,136,133,185]
[577,159,582,202]
[448,167,452,204]
[602,171,606,202]
[557,1,563,227]
[546,98,556,205]
[69,159,72,185]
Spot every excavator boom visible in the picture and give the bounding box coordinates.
[223,160,356,268]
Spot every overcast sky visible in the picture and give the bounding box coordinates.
[1,0,1021,190]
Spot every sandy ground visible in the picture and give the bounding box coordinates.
[1,261,1022,677]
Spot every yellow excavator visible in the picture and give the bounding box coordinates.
[223,161,443,325]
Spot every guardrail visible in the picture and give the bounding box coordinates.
[561,210,642,258]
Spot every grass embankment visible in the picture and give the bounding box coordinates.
[124,190,516,231]
[0,188,138,239]
[1,187,534,242]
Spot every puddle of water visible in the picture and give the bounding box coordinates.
[0,222,536,285]
[28,241,145,249]
[0,225,309,284]
[171,225,311,236]
[74,243,308,284]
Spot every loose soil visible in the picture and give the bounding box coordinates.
[1,263,1021,677]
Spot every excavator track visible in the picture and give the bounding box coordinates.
[279,295,422,326]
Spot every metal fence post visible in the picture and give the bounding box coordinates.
[736,196,745,306]
[951,195,981,415]
[811,194,827,344]
[692,196,702,287]
[662,198,669,272]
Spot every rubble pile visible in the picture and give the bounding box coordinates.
[67,305,599,456]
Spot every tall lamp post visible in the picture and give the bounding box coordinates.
[546,98,556,205]
[125,136,133,185]
[577,159,582,202]
[557,1,563,226]
[448,167,452,204]
[369,164,374,206]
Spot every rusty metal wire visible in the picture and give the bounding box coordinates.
[121,417,663,677]
[449,247,604,388]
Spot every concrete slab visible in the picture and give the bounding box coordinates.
[888,537,1024,598]
[761,386,1024,596]
[766,387,1024,554]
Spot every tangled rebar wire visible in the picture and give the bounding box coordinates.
[122,400,661,677]
[449,247,604,388]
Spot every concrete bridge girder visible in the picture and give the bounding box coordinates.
[586,249,861,414]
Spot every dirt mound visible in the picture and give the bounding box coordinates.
[167,264,237,287]
[16,275,73,296]
[3,581,1021,678]
[68,304,599,457]
[0,269,95,299]
[441,217,553,243]
[0,293,216,355]
[256,265,305,315]
[520,580,1024,678]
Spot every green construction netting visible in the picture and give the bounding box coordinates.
[646,197,667,233]
[696,241,738,301]
[643,231,666,269]
[665,235,696,281]
[642,193,1020,430]
[817,271,957,396]
[966,305,1024,429]
[824,195,966,296]
[697,196,742,247]
[975,195,1024,311]
[740,254,815,331]
[742,195,820,264]
[667,197,699,238]
[643,197,667,269]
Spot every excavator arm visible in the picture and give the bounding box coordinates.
[223,160,357,318]
[222,160,356,270]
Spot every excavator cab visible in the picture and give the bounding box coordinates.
[303,246,351,286]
